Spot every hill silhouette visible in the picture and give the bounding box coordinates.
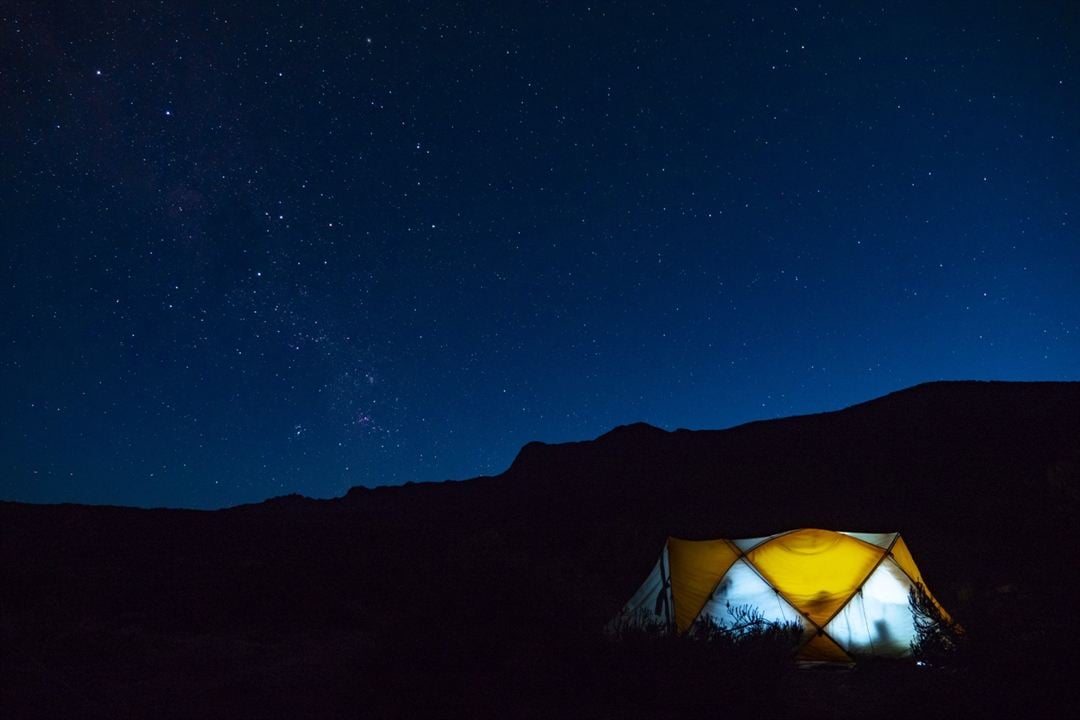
[3,380,1080,718]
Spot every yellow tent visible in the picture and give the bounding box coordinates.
[611,529,949,662]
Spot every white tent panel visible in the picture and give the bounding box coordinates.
[824,557,917,657]
[825,589,873,651]
[698,558,809,632]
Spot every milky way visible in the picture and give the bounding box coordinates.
[3,2,1078,507]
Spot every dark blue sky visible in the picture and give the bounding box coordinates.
[3,2,1078,508]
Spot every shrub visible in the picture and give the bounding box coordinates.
[599,605,801,716]
[909,581,966,667]
[608,603,802,660]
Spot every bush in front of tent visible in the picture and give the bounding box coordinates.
[909,581,966,668]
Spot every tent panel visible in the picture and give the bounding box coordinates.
[747,529,884,627]
[667,537,740,634]
[824,588,871,653]
[799,633,851,663]
[824,558,916,657]
[697,558,810,632]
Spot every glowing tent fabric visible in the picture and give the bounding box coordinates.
[611,529,948,662]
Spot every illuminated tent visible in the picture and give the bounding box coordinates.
[611,529,949,662]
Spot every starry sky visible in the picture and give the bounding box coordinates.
[3,2,1079,509]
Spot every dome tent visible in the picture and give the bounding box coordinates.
[610,529,949,662]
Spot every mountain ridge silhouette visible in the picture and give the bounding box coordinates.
[4,380,1080,717]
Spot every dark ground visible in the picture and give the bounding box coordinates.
[4,381,1080,718]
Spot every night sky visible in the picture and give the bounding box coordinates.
[3,2,1079,509]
